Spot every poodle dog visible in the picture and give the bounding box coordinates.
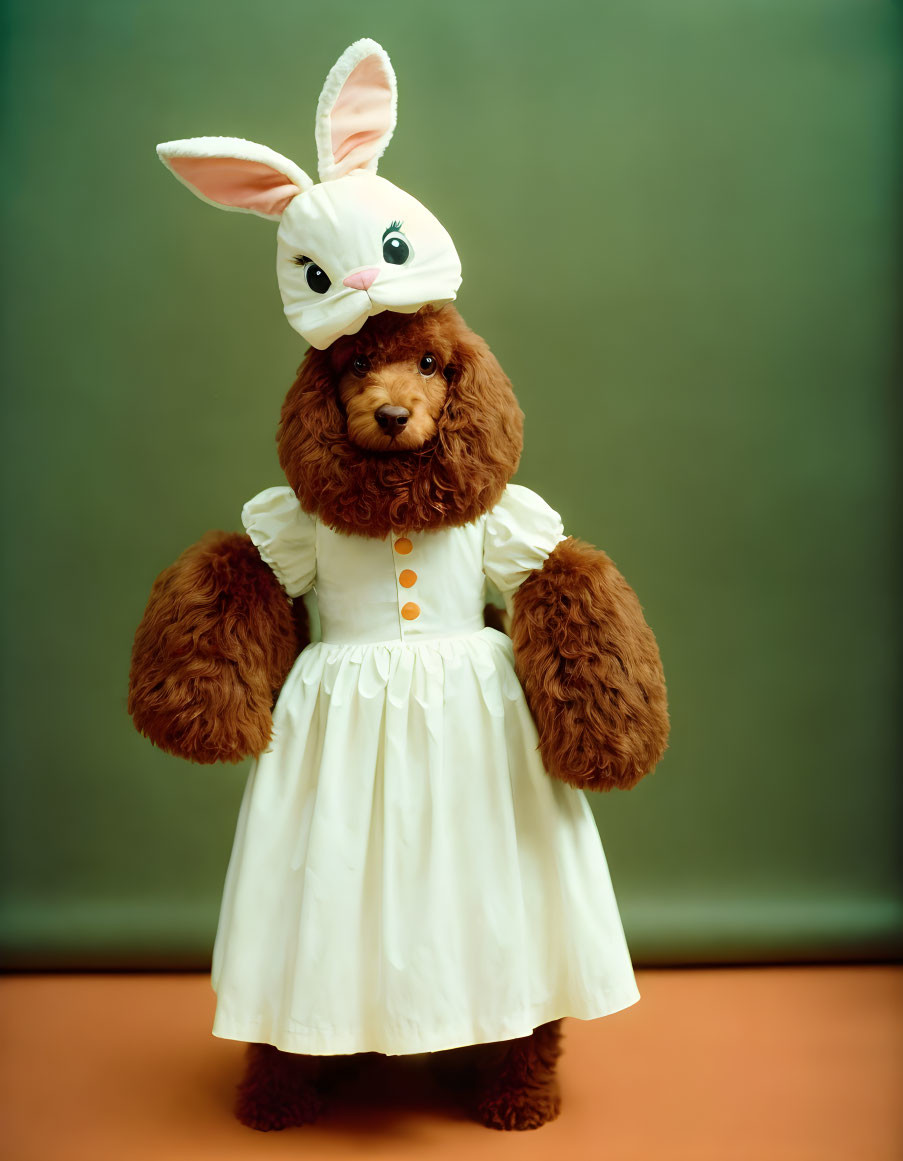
[129,303,668,1131]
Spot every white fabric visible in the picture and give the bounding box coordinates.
[315,38,397,182]
[156,137,313,219]
[211,484,640,1056]
[276,172,461,350]
[155,41,461,350]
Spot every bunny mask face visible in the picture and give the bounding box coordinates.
[157,40,461,350]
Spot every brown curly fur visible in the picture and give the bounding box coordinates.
[237,1023,562,1133]
[512,537,669,791]
[472,1020,563,1131]
[434,1020,564,1131]
[277,306,524,537]
[128,532,305,763]
[235,1044,329,1130]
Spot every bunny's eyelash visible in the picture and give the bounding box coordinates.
[292,255,312,266]
[382,221,403,240]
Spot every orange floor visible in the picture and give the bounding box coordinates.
[2,967,901,1161]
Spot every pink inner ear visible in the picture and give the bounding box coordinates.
[330,54,393,174]
[168,156,300,217]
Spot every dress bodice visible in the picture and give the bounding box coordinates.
[242,484,566,645]
[314,521,486,644]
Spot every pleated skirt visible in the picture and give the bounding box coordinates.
[211,627,639,1056]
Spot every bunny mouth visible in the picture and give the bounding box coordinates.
[283,291,378,350]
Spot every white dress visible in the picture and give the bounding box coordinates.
[210,483,639,1056]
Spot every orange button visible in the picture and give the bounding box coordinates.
[399,569,417,588]
[401,602,420,621]
[394,537,413,555]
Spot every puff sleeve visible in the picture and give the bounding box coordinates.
[483,484,566,613]
[241,486,317,598]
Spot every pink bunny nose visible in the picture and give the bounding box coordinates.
[343,267,379,292]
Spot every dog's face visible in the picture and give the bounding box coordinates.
[331,307,465,454]
[337,344,450,453]
[278,305,525,537]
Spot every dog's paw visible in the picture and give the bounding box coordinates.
[235,1082,324,1131]
[473,1081,561,1131]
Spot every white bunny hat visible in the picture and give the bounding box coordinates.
[157,40,462,350]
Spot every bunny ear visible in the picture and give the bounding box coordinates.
[315,39,397,182]
[157,137,313,220]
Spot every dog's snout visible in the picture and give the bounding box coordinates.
[374,405,410,437]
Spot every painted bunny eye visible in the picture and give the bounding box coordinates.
[305,264,331,294]
[382,221,412,266]
[292,255,332,295]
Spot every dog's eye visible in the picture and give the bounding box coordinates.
[352,355,371,378]
[419,354,437,377]
[382,222,412,266]
[305,264,331,294]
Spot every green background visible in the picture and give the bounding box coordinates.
[1,0,900,968]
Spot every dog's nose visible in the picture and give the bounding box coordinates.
[343,267,379,292]
[375,405,410,437]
